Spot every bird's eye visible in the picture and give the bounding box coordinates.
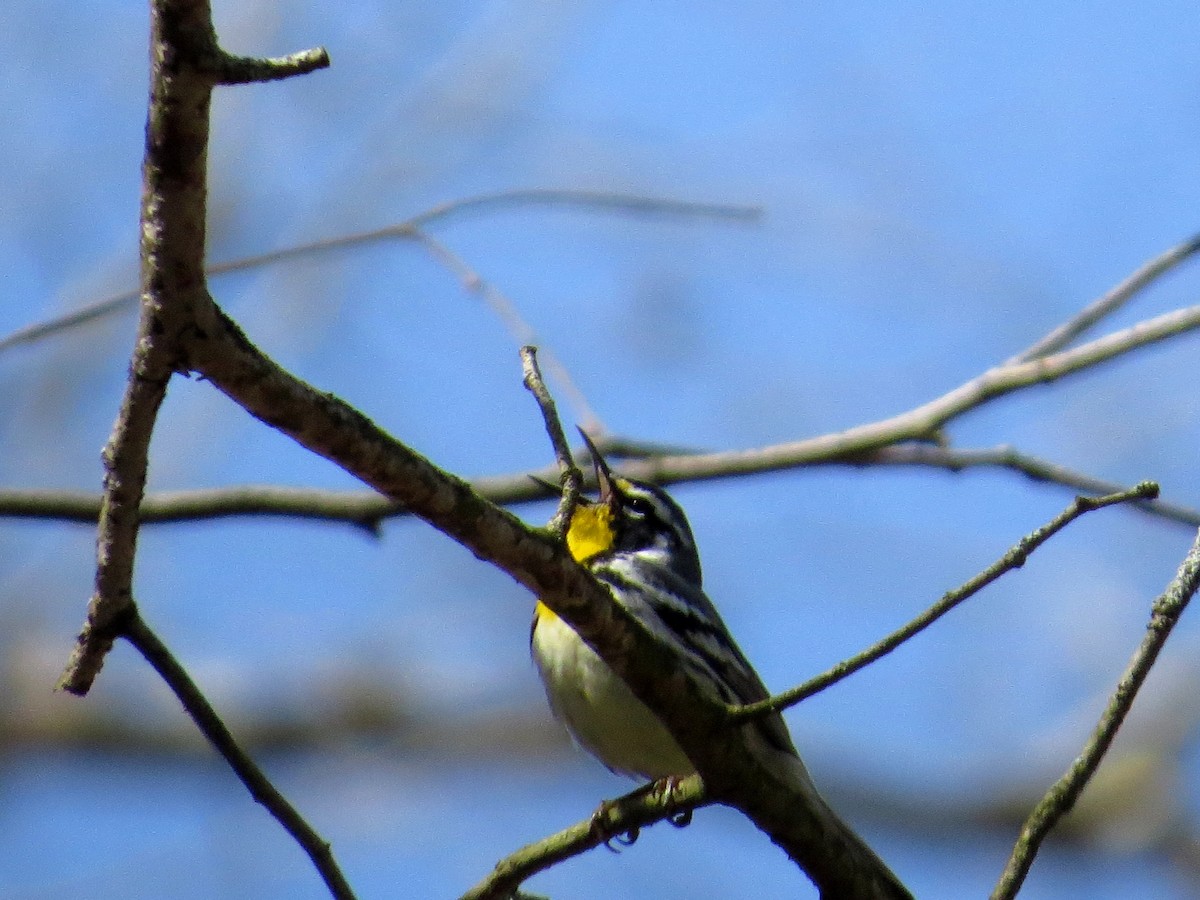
[626,496,654,519]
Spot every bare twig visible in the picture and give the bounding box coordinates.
[991,527,1200,899]
[1011,232,1200,363]
[0,293,136,352]
[0,479,555,527]
[405,188,760,229]
[0,190,757,355]
[520,346,582,536]
[6,443,1196,532]
[123,611,356,900]
[860,444,1200,527]
[731,482,1160,723]
[460,776,704,900]
[590,433,700,460]
[413,229,603,432]
[624,304,1200,483]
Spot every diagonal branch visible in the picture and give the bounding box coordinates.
[1010,232,1200,363]
[859,444,1200,527]
[520,345,583,536]
[414,229,603,431]
[460,776,704,900]
[0,190,756,356]
[731,482,1159,724]
[991,527,1200,898]
[124,609,356,900]
[624,303,1200,483]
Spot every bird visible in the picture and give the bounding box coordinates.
[530,432,913,899]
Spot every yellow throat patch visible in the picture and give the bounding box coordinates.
[536,502,615,624]
[565,502,615,564]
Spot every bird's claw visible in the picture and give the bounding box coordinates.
[589,776,693,851]
[589,799,640,852]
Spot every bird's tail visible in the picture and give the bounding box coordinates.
[776,751,914,900]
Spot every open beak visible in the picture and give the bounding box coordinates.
[577,428,617,506]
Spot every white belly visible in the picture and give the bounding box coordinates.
[532,610,693,780]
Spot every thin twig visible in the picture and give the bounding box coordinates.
[13,297,1198,538]
[0,190,757,355]
[123,611,357,900]
[0,479,557,527]
[0,292,137,352]
[5,445,1196,532]
[520,346,582,536]
[991,527,1200,899]
[460,776,704,900]
[591,433,700,459]
[405,188,760,229]
[730,482,1160,723]
[626,304,1200,483]
[860,444,1200,527]
[1010,232,1200,363]
[413,229,603,432]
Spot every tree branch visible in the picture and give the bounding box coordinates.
[0,190,757,356]
[123,610,356,900]
[56,4,356,896]
[623,304,1200,482]
[56,0,224,696]
[211,48,330,85]
[5,442,1194,531]
[460,777,704,900]
[168,287,906,894]
[415,229,603,431]
[991,527,1200,898]
[731,483,1160,724]
[0,480,554,528]
[1010,232,1200,363]
[521,345,583,536]
[859,444,1200,527]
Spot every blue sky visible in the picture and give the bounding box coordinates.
[2,2,1200,898]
